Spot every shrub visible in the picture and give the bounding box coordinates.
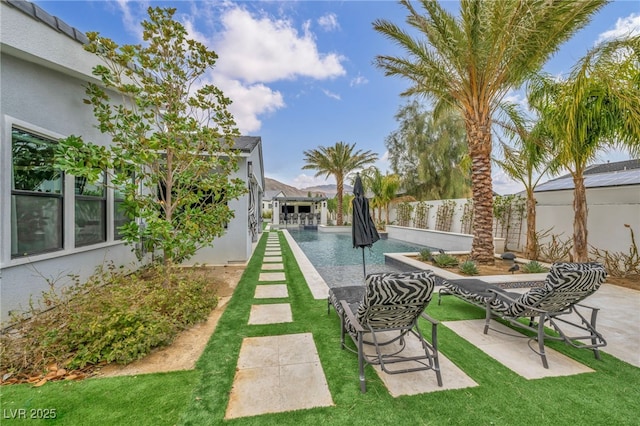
[0,264,219,378]
[459,260,479,275]
[418,249,433,262]
[433,253,459,268]
[521,260,549,274]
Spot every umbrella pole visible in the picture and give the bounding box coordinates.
[362,248,366,277]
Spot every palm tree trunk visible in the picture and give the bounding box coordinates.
[572,172,589,262]
[467,118,495,264]
[524,188,538,260]
[336,175,344,226]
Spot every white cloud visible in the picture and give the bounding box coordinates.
[322,89,341,100]
[350,74,369,87]
[318,13,340,32]
[211,76,285,134]
[113,0,148,40]
[113,3,347,135]
[597,13,640,43]
[214,7,346,84]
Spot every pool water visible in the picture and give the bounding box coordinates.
[286,228,434,288]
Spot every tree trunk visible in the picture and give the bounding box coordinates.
[572,172,589,262]
[524,188,537,260]
[466,116,495,264]
[336,175,344,226]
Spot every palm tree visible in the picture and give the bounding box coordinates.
[494,103,551,260]
[374,0,605,263]
[381,173,401,225]
[527,36,640,262]
[361,166,385,223]
[302,142,378,226]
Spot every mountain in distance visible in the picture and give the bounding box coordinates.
[302,183,353,197]
[265,177,351,198]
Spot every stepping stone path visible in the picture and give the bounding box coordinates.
[226,231,334,418]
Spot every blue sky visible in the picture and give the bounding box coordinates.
[35,0,639,194]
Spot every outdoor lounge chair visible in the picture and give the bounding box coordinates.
[336,270,442,393]
[438,262,608,368]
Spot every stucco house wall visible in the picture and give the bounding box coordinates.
[0,1,264,321]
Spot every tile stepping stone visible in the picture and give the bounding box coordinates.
[248,303,292,325]
[259,272,286,282]
[255,284,288,299]
[261,263,284,270]
[225,333,333,419]
[263,256,283,263]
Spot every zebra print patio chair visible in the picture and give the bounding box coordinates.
[338,270,442,393]
[440,262,608,368]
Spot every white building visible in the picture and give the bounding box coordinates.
[0,0,264,321]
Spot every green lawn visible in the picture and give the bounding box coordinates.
[2,231,639,425]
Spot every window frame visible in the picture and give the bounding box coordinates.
[74,172,107,247]
[10,127,64,258]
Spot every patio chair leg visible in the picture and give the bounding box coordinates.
[538,315,549,369]
[590,307,602,361]
[484,303,492,334]
[358,332,366,393]
[431,322,443,387]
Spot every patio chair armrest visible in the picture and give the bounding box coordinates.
[420,312,440,326]
[574,302,600,312]
[340,300,365,332]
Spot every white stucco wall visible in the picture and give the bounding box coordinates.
[183,147,264,266]
[534,185,640,255]
[1,4,138,322]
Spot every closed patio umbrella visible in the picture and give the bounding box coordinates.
[352,173,380,277]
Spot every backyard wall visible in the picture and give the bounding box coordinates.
[386,183,640,260]
[534,185,640,255]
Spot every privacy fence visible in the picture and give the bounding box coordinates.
[391,195,527,252]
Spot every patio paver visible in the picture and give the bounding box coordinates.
[263,256,283,263]
[444,319,594,379]
[261,263,284,270]
[259,272,286,282]
[361,330,478,397]
[225,333,333,419]
[248,303,292,325]
[255,285,289,299]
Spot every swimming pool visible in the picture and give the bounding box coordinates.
[286,228,433,288]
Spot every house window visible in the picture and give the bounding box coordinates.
[75,173,106,246]
[114,172,134,240]
[11,128,63,258]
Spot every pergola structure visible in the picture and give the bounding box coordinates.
[272,196,328,227]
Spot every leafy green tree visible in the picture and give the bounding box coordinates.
[302,142,377,225]
[494,103,552,260]
[386,100,470,200]
[361,167,401,226]
[361,167,385,222]
[374,0,605,262]
[528,36,640,262]
[55,7,246,272]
